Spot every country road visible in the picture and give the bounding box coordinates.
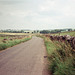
[0,36,50,75]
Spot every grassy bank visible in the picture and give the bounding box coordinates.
[38,35,75,75]
[0,37,31,51]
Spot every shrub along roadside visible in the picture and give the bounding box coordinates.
[37,35,75,75]
[0,37,31,51]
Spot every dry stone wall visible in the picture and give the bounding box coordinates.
[45,34,75,49]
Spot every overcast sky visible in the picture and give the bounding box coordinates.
[0,0,75,30]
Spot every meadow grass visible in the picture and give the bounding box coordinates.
[0,37,4,43]
[44,37,56,55]
[0,36,10,44]
[48,42,75,75]
[0,37,31,51]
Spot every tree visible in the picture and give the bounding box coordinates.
[40,30,50,34]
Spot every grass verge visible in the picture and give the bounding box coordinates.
[0,37,31,51]
[38,35,75,75]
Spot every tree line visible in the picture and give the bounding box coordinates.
[40,29,75,34]
[0,29,75,34]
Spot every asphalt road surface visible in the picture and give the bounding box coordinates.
[0,36,50,75]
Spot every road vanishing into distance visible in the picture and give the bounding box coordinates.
[0,36,50,75]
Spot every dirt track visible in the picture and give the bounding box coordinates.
[0,36,50,75]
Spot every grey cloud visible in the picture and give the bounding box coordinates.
[0,1,22,5]
[0,0,75,30]
[0,12,3,15]
[38,10,64,17]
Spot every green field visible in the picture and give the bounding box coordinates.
[51,31,75,36]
